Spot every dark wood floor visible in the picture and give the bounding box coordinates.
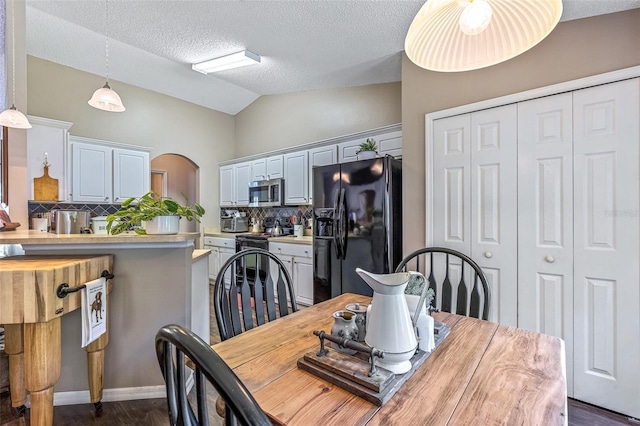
[1,286,637,425]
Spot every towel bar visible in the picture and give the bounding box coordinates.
[56,270,114,299]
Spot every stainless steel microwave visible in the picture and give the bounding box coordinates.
[248,178,284,207]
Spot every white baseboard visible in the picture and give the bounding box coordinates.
[53,372,194,406]
[53,385,166,406]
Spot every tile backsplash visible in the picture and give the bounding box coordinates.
[225,206,313,226]
[28,202,122,230]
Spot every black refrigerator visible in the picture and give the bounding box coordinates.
[313,157,402,303]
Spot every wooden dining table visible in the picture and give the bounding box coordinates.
[212,293,567,425]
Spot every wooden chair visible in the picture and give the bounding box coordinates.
[155,324,271,426]
[395,247,491,320]
[214,247,298,341]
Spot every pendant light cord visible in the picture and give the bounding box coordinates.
[10,0,16,105]
[105,0,110,83]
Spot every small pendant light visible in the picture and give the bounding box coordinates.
[0,0,32,129]
[88,0,125,112]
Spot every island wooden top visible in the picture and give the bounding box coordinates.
[0,230,199,245]
[212,293,567,425]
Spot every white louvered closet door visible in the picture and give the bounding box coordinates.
[431,106,517,326]
[572,78,640,418]
[517,92,575,395]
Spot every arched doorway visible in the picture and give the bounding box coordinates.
[151,154,199,232]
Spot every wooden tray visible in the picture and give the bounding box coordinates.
[298,323,450,406]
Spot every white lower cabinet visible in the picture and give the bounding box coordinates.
[203,236,236,285]
[270,242,313,306]
[429,77,640,418]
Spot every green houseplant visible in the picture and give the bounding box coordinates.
[106,191,205,235]
[357,138,378,160]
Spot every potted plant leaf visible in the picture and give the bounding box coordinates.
[357,138,378,160]
[106,191,205,235]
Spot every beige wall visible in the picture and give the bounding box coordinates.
[25,56,236,229]
[401,9,640,254]
[235,82,401,157]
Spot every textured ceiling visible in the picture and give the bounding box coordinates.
[26,0,640,115]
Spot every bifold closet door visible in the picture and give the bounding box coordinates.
[431,105,517,326]
[517,92,574,395]
[573,78,640,418]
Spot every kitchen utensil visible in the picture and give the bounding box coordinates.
[356,268,425,374]
[33,164,59,201]
[272,220,284,236]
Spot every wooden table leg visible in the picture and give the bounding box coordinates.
[24,317,61,426]
[3,324,26,412]
[85,297,109,411]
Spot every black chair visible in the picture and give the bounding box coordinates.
[155,324,271,426]
[214,248,297,341]
[395,247,491,320]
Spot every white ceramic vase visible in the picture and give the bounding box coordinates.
[357,150,377,160]
[144,215,180,234]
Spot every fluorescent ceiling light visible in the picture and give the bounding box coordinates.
[192,50,261,74]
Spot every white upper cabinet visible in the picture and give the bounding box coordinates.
[220,161,252,207]
[338,129,403,162]
[113,148,150,203]
[27,116,73,201]
[71,142,113,203]
[69,136,151,203]
[219,164,235,207]
[284,151,309,205]
[252,155,284,181]
[234,161,252,206]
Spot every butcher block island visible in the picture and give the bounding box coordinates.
[0,230,206,412]
[0,255,113,425]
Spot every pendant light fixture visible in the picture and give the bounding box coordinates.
[405,0,563,72]
[0,0,32,129]
[88,0,125,112]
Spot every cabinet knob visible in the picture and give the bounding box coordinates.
[545,255,555,263]
[483,251,493,258]
[105,197,109,201]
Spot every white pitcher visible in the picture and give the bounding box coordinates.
[356,268,426,374]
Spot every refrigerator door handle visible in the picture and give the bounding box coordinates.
[339,188,348,260]
[332,188,342,259]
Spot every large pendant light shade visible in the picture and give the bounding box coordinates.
[405,0,563,72]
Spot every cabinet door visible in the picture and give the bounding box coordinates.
[308,145,337,205]
[266,155,284,180]
[220,165,235,207]
[251,158,267,181]
[270,254,293,302]
[71,142,113,203]
[517,92,574,394]
[284,151,309,205]
[572,78,640,417]
[377,130,402,158]
[218,247,236,289]
[206,246,219,280]
[294,256,313,306]
[113,148,150,203]
[337,138,365,163]
[235,162,252,206]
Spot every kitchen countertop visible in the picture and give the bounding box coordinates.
[192,249,211,262]
[0,230,199,245]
